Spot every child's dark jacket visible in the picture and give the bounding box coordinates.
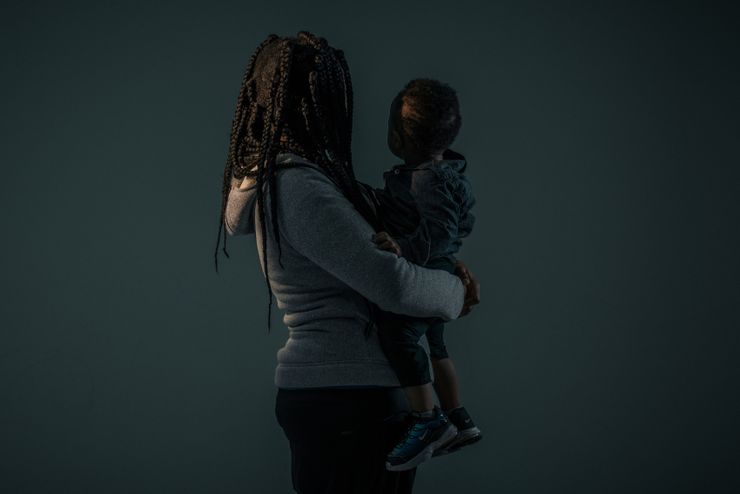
[370,149,476,268]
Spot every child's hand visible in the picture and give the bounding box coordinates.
[372,231,401,256]
[454,260,471,285]
[454,260,480,317]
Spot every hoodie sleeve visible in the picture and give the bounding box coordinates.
[224,176,258,236]
[276,167,465,321]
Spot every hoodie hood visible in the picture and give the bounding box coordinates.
[224,153,325,236]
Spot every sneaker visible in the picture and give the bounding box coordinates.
[432,406,482,457]
[385,407,458,471]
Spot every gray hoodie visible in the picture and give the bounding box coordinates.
[225,153,465,389]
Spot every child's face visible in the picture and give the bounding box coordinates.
[386,95,406,160]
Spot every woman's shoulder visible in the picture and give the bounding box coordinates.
[270,158,348,216]
[275,155,341,192]
[278,162,338,193]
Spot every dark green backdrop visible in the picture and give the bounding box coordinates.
[2,1,738,493]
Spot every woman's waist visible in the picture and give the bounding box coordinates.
[277,320,384,363]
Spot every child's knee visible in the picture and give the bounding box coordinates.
[429,345,450,361]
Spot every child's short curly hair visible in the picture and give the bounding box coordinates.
[396,78,462,153]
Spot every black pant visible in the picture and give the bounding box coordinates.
[275,387,416,494]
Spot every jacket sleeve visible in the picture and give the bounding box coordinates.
[277,168,465,321]
[393,170,461,265]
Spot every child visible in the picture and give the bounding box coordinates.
[371,78,481,471]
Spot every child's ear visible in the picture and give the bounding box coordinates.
[389,128,403,151]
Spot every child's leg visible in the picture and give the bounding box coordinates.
[426,321,461,411]
[376,312,458,471]
[376,312,436,412]
[426,320,483,457]
[404,383,435,412]
[431,358,461,411]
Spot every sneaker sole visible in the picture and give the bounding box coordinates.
[432,427,483,457]
[385,424,458,472]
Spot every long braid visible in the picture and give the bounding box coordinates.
[291,34,384,337]
[328,45,386,336]
[214,34,278,273]
[216,32,385,335]
[336,50,354,171]
[255,44,286,330]
[298,33,380,231]
[266,42,293,270]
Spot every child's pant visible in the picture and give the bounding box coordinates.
[376,311,450,387]
[375,255,457,387]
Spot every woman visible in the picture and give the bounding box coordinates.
[214,32,480,493]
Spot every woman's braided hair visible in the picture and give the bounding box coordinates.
[214,32,383,332]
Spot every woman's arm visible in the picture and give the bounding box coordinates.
[277,167,466,321]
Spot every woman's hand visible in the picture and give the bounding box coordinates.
[455,260,480,317]
[372,231,401,256]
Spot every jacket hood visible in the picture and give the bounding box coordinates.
[393,149,468,174]
[441,149,468,173]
